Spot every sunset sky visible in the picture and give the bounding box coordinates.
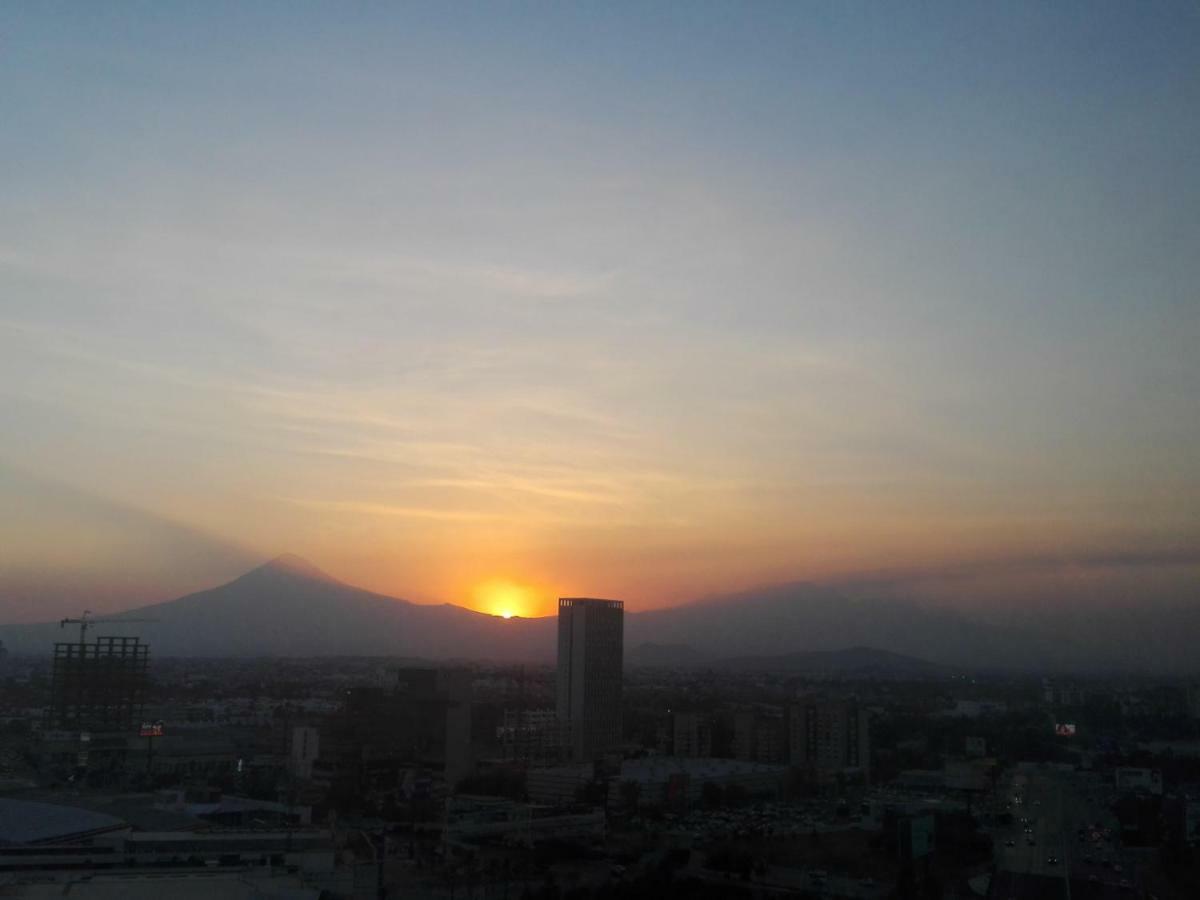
[1,3,1197,620]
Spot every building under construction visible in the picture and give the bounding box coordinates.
[48,635,150,733]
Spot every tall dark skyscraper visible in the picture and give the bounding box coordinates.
[556,598,624,762]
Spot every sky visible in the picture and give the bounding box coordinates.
[1,2,1198,620]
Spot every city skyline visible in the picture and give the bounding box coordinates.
[2,3,1198,620]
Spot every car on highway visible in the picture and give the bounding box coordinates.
[1005,840,1015,848]
[1047,856,1058,865]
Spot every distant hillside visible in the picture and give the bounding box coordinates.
[709,646,946,676]
[625,642,710,668]
[631,582,1200,673]
[625,582,1048,671]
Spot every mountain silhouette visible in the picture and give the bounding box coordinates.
[0,557,1196,672]
[707,646,946,676]
[0,555,554,660]
[630,582,1200,673]
[626,582,1120,672]
[624,642,712,668]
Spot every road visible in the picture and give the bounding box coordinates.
[996,771,1069,879]
[994,766,1139,894]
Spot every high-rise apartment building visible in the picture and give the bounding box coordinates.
[556,598,624,762]
[788,699,870,779]
[673,712,713,758]
[499,708,570,767]
[734,709,786,764]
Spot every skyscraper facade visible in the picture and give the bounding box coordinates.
[556,598,624,762]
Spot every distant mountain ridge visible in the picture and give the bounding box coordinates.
[1,555,1197,672]
[0,555,555,660]
[624,642,712,668]
[624,643,943,676]
[708,646,946,676]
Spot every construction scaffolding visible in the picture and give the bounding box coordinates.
[48,635,150,733]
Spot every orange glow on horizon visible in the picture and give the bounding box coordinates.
[471,578,542,619]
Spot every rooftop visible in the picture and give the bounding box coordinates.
[0,798,126,845]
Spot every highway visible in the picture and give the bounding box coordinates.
[994,766,1138,894]
[996,771,1069,880]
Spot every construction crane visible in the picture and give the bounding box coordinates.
[59,610,158,645]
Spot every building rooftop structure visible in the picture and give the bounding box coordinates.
[0,798,127,845]
[530,756,788,783]
[10,790,204,833]
[617,756,788,781]
[526,756,789,808]
[9,874,322,900]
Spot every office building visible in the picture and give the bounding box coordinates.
[556,598,624,762]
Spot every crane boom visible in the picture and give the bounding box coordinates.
[59,610,158,644]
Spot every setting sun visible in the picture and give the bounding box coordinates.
[472,579,540,620]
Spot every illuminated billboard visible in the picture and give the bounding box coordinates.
[139,720,164,738]
[1055,723,1076,737]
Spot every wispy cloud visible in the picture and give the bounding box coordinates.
[280,498,507,522]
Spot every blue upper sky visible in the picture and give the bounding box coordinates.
[1,2,1197,615]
